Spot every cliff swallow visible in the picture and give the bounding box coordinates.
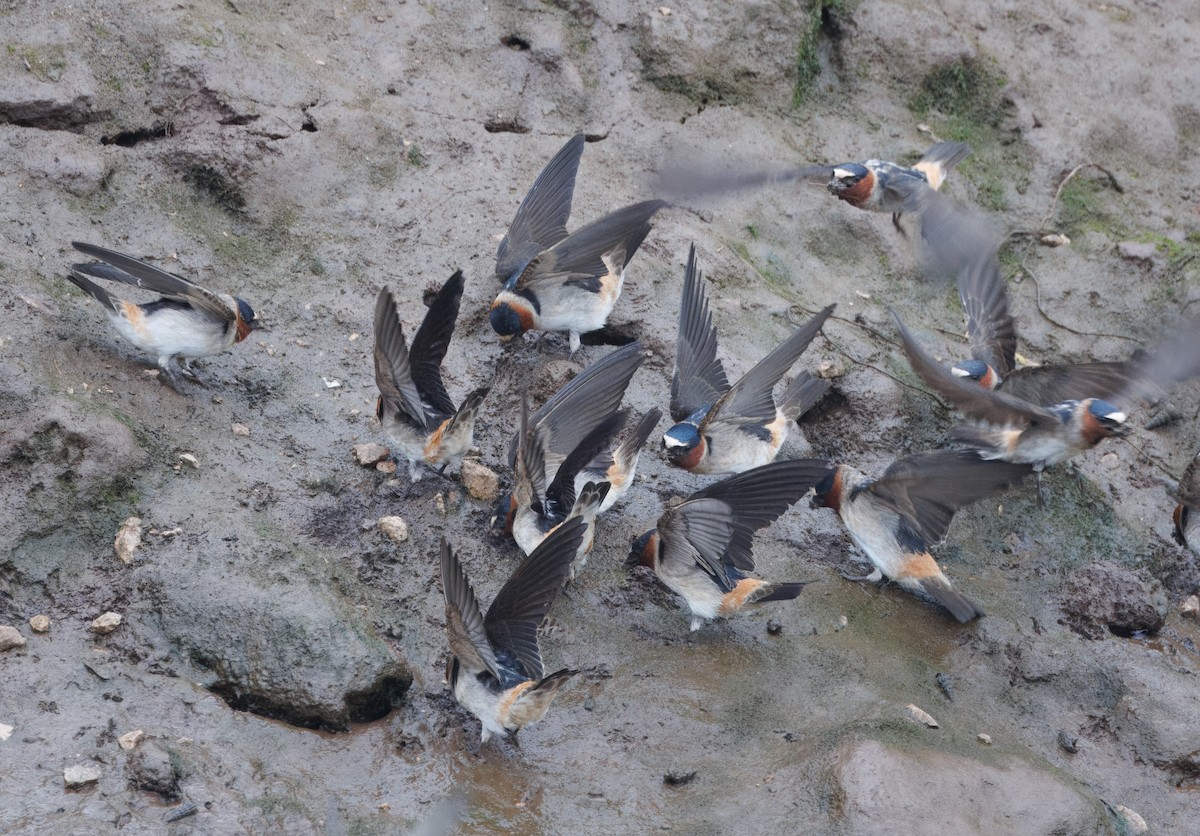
[495,134,586,285]
[828,141,971,230]
[66,241,261,392]
[1174,451,1200,552]
[374,273,490,482]
[441,516,586,745]
[811,450,1032,622]
[510,396,615,576]
[574,407,662,513]
[663,245,833,474]
[489,199,667,352]
[492,342,646,538]
[894,310,1200,479]
[950,244,1133,403]
[630,459,833,631]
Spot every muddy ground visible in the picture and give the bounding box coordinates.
[2,0,1199,833]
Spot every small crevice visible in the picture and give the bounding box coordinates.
[101,123,171,147]
[218,113,260,127]
[580,324,638,347]
[484,119,529,135]
[500,34,531,51]
[583,132,608,143]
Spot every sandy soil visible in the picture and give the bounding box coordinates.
[1,1,1198,833]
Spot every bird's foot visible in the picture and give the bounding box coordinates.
[840,566,884,583]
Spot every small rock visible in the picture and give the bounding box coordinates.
[378,516,409,544]
[906,704,938,728]
[118,730,144,751]
[836,615,848,630]
[0,723,13,741]
[766,620,783,636]
[1117,241,1157,262]
[322,377,342,389]
[165,802,199,822]
[0,626,25,651]
[231,422,251,437]
[1099,452,1119,470]
[375,459,397,474]
[91,612,123,635]
[178,453,200,469]
[935,672,954,701]
[29,615,50,633]
[461,460,500,502]
[128,741,179,798]
[817,359,845,379]
[1040,233,1071,247]
[114,516,143,564]
[353,443,390,466]
[583,697,595,711]
[63,764,101,788]
[1181,595,1199,618]
[977,733,992,745]
[1057,729,1079,754]
[1113,805,1147,833]
[433,493,447,516]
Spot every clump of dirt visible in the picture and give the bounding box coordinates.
[1059,561,1168,639]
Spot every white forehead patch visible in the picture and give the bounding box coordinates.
[950,367,971,377]
[833,167,856,180]
[1105,411,1127,423]
[662,435,688,448]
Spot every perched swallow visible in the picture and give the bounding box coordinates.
[1174,450,1200,552]
[374,274,490,482]
[495,134,586,285]
[492,342,646,538]
[827,141,971,230]
[630,459,832,631]
[950,244,1134,403]
[810,450,1032,622]
[894,310,1200,478]
[663,245,833,474]
[509,396,615,576]
[66,242,261,391]
[441,517,586,745]
[489,199,667,353]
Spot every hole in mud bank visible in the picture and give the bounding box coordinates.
[219,113,258,127]
[579,325,639,347]
[583,132,608,142]
[484,119,530,135]
[300,116,317,132]
[101,123,171,147]
[796,386,849,425]
[500,34,531,51]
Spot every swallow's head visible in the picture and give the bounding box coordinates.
[233,297,261,342]
[1083,398,1129,441]
[951,359,1000,390]
[489,493,516,540]
[627,528,658,568]
[828,163,873,203]
[811,466,844,514]
[489,298,535,341]
[662,423,705,470]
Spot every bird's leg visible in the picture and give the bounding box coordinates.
[508,729,521,750]
[1035,467,1046,509]
[158,359,189,394]
[568,330,581,354]
[892,212,906,235]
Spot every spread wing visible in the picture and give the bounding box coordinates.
[513,199,666,295]
[440,539,501,680]
[670,243,729,422]
[1001,362,1133,406]
[702,305,833,430]
[484,517,586,681]
[956,249,1016,378]
[893,310,1053,428]
[652,157,832,202]
[868,450,1033,547]
[496,134,586,283]
[374,287,430,429]
[408,270,464,418]
[1180,452,1200,507]
[542,409,627,519]
[71,242,235,323]
[507,341,645,469]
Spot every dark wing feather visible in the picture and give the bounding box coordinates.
[652,158,833,202]
[868,450,1033,547]
[1001,362,1133,406]
[663,459,837,580]
[514,396,548,511]
[408,270,464,419]
[670,243,730,422]
[892,310,1052,428]
[440,539,501,680]
[1115,316,1200,403]
[657,497,739,591]
[514,200,666,293]
[71,242,234,323]
[484,517,587,681]
[497,134,586,283]
[1180,451,1200,507]
[543,409,628,518]
[374,287,429,429]
[507,342,645,468]
[703,305,833,430]
[956,249,1016,377]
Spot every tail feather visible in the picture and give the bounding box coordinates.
[66,269,118,312]
[613,407,663,471]
[571,480,611,521]
[915,141,972,190]
[448,387,491,432]
[915,577,983,623]
[751,581,809,604]
[779,372,831,423]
